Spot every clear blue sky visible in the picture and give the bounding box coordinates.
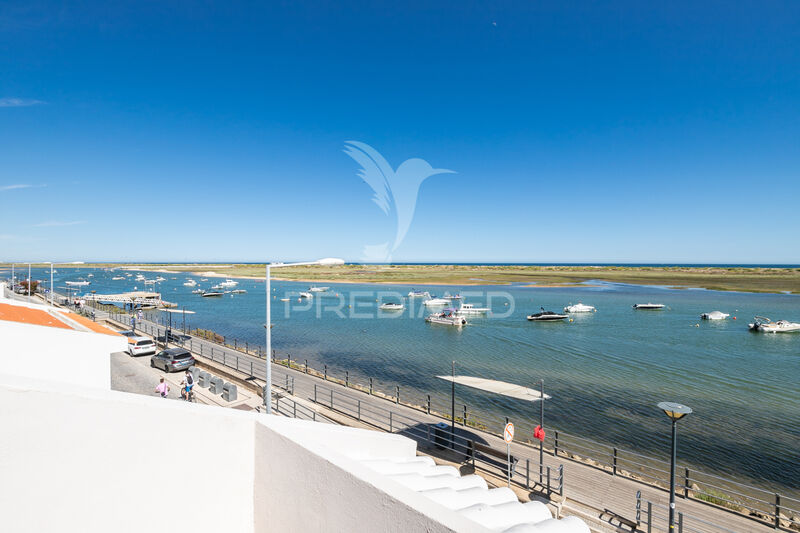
[1,1,798,263]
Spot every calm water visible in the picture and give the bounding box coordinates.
[24,267,800,493]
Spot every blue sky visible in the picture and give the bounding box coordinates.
[1,1,798,263]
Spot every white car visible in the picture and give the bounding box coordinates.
[128,336,157,357]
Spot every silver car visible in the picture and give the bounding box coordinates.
[150,348,195,373]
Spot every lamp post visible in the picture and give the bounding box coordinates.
[264,257,344,414]
[658,401,692,531]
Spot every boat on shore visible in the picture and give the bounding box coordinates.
[426,309,467,326]
[408,290,430,298]
[701,311,729,320]
[379,302,405,311]
[748,316,800,333]
[457,303,490,314]
[633,303,665,310]
[527,308,568,321]
[564,302,596,313]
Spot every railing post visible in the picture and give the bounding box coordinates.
[463,404,467,426]
[684,467,690,498]
[396,385,399,404]
[389,411,393,432]
[775,493,781,529]
[285,373,289,391]
[223,352,226,366]
[234,339,237,350]
[547,465,551,493]
[369,377,373,395]
[636,491,641,523]
[526,459,530,489]
[314,384,317,403]
[426,395,431,414]
[647,501,652,533]
[324,364,327,381]
[250,361,253,377]
[613,447,618,476]
[287,354,291,369]
[200,344,203,356]
[330,389,334,409]
[554,430,559,456]
[245,341,248,353]
[358,400,361,421]
[305,359,308,374]
[678,511,683,533]
[346,371,349,388]
[559,464,564,496]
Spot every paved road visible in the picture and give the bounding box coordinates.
[94,306,781,533]
[110,351,183,400]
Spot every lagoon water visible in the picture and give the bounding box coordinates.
[32,267,800,493]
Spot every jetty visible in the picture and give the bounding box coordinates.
[81,291,176,309]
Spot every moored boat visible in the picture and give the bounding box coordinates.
[564,302,595,313]
[527,307,568,321]
[424,297,449,307]
[701,311,729,320]
[309,286,329,292]
[748,316,800,333]
[426,309,467,326]
[299,291,313,299]
[633,303,665,310]
[458,303,490,314]
[408,290,430,298]
[200,290,224,297]
[379,302,405,311]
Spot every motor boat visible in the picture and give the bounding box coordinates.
[65,280,90,287]
[144,280,156,285]
[200,290,224,297]
[426,309,468,326]
[111,276,125,281]
[441,293,462,301]
[155,276,166,282]
[424,297,450,307]
[191,289,204,294]
[564,302,596,313]
[633,303,665,310]
[457,303,490,314]
[87,274,94,277]
[749,316,800,333]
[408,290,430,298]
[309,286,329,292]
[279,297,291,302]
[379,302,405,311]
[527,308,568,321]
[299,291,313,299]
[701,311,729,320]
[183,279,197,287]
[219,279,238,288]
[231,289,247,294]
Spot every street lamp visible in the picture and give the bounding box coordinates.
[264,257,344,414]
[658,401,692,531]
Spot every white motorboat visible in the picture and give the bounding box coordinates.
[279,298,291,302]
[183,280,197,287]
[299,291,313,299]
[633,303,665,310]
[442,293,462,301]
[701,311,729,320]
[564,302,596,313]
[65,280,90,287]
[457,303,490,314]
[191,289,204,294]
[155,276,166,282]
[219,279,239,288]
[379,302,405,311]
[527,308,568,321]
[408,290,430,298]
[309,286,329,292]
[749,316,800,333]
[111,276,125,281]
[144,280,156,285]
[424,297,450,307]
[426,309,468,327]
[231,289,247,294]
[87,274,94,277]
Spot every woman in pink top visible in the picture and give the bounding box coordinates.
[155,377,170,398]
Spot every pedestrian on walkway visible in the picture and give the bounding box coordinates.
[180,370,194,401]
[155,377,170,398]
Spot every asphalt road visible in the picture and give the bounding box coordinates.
[110,351,182,400]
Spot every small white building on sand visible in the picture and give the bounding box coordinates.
[0,283,588,533]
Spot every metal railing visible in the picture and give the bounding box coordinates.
[636,490,743,533]
[91,303,799,530]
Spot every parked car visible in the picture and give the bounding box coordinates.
[127,336,156,357]
[150,348,195,373]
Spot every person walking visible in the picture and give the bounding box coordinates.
[155,377,170,398]
[180,370,194,401]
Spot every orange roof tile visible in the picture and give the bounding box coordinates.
[0,303,72,329]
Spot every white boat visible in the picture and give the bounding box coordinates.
[424,297,450,307]
[111,276,125,281]
[155,276,166,282]
[279,298,291,302]
[441,293,462,301]
[564,302,596,313]
[299,291,313,299]
[144,280,156,285]
[309,286,329,292]
[701,311,729,320]
[457,303,490,314]
[748,316,800,333]
[633,303,665,310]
[65,280,90,287]
[426,309,467,326]
[219,279,238,288]
[200,278,208,281]
[200,290,224,297]
[87,274,94,278]
[408,290,430,298]
[379,302,405,311]
[231,289,247,294]
[183,280,197,287]
[191,289,204,294]
[527,308,568,321]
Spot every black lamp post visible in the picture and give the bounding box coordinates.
[657,401,692,531]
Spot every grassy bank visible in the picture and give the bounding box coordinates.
[4,263,800,294]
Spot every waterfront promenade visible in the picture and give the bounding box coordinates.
[86,305,787,533]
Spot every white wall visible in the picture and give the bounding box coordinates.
[0,319,124,389]
[0,374,255,533]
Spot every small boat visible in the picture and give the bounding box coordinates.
[65,280,90,287]
[183,279,197,287]
[144,280,156,285]
[231,289,247,294]
[155,276,166,282]
[200,290,224,297]
[219,279,239,288]
[564,302,596,313]
[309,286,329,292]
[408,290,430,298]
[211,284,223,290]
[279,298,291,302]
[748,316,800,333]
[191,289,204,294]
[299,291,313,299]
[379,302,405,311]
[527,307,568,321]
[87,274,94,277]
[426,309,468,326]
[200,278,208,281]
[701,311,729,320]
[458,303,490,314]
[424,297,450,307]
[633,303,665,310]
[111,276,125,281]
[441,293,462,301]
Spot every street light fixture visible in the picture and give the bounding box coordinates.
[264,257,344,414]
[658,401,692,531]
